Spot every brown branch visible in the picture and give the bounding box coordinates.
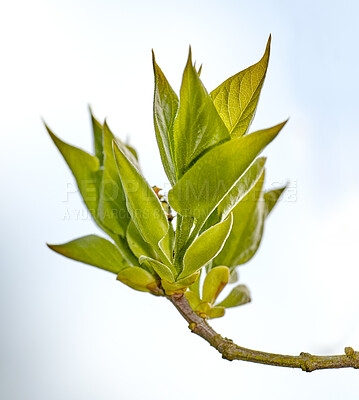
[167,293,359,372]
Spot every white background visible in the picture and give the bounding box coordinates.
[1,0,359,398]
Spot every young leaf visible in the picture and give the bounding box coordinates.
[161,271,200,295]
[185,291,201,309]
[97,122,130,237]
[235,201,266,265]
[158,224,175,268]
[217,157,266,220]
[152,51,179,186]
[211,36,271,137]
[195,302,211,318]
[169,121,286,222]
[202,266,230,305]
[47,235,128,274]
[264,186,286,217]
[173,215,195,268]
[46,125,100,222]
[199,157,266,236]
[180,214,233,279]
[117,267,160,294]
[229,269,239,284]
[214,169,265,267]
[207,306,225,319]
[139,256,175,282]
[216,284,251,308]
[89,107,104,165]
[173,47,230,178]
[112,140,172,264]
[188,268,201,297]
[126,220,157,260]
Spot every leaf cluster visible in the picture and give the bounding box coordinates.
[47,37,286,319]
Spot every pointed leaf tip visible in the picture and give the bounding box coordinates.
[187,45,192,64]
[210,37,272,138]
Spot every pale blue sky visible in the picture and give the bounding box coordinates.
[1,1,358,399]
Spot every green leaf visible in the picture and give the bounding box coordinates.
[169,121,286,222]
[126,220,157,260]
[46,122,139,266]
[216,284,251,308]
[112,140,172,265]
[180,213,233,279]
[117,267,161,294]
[229,269,239,284]
[97,122,130,236]
[185,291,201,309]
[264,185,286,217]
[89,107,104,165]
[174,215,194,265]
[125,143,139,162]
[217,157,266,219]
[139,256,175,282]
[214,168,265,267]
[207,306,225,319]
[202,266,229,304]
[47,235,128,274]
[211,36,271,138]
[173,47,230,178]
[195,302,211,318]
[199,157,266,237]
[188,267,201,297]
[193,302,225,319]
[152,51,179,186]
[158,223,175,268]
[46,124,100,222]
[161,271,200,295]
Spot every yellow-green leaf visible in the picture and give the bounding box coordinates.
[169,121,286,222]
[117,267,161,294]
[207,306,225,319]
[216,284,251,308]
[217,157,266,219]
[173,47,230,178]
[211,36,271,137]
[188,267,201,297]
[161,271,200,295]
[47,235,127,274]
[180,214,233,279]
[139,256,175,282]
[97,122,130,236]
[264,186,286,217]
[126,220,157,260]
[89,107,104,165]
[202,266,230,304]
[112,140,172,265]
[185,291,201,309]
[214,169,265,267]
[152,51,178,185]
[46,124,100,222]
[229,269,239,284]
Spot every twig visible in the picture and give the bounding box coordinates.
[168,293,359,372]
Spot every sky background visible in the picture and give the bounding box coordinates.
[1,0,359,398]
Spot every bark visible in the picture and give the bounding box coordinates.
[168,293,359,372]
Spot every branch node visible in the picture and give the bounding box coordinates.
[345,347,354,357]
[212,334,223,347]
[189,322,197,332]
[299,352,313,372]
